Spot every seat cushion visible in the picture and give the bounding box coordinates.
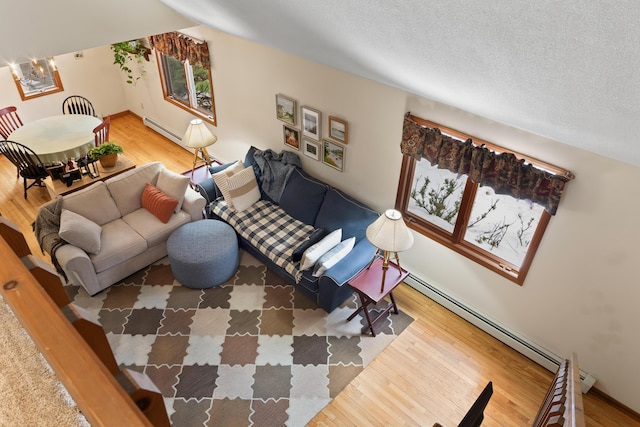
[279,168,327,225]
[123,208,191,248]
[62,181,121,226]
[89,219,147,273]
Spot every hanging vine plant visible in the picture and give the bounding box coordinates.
[111,39,151,85]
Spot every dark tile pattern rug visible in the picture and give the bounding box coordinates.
[65,252,413,426]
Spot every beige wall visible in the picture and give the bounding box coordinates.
[2,25,638,412]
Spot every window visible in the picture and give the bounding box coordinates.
[396,116,572,285]
[151,32,216,126]
[10,57,63,101]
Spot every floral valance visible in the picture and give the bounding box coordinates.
[400,113,574,215]
[149,32,210,69]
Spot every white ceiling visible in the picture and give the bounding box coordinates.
[1,0,193,69]
[157,0,640,167]
[3,1,639,167]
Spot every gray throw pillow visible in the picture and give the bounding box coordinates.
[58,209,102,254]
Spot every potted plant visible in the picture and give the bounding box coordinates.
[89,142,123,168]
[111,39,151,85]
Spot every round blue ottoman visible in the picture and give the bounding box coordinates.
[167,220,239,289]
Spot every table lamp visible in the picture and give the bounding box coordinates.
[182,118,217,178]
[365,209,414,292]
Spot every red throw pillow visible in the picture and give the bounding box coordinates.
[141,182,178,223]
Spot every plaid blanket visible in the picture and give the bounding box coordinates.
[211,199,314,282]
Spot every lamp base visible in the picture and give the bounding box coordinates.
[368,249,404,293]
[191,147,212,179]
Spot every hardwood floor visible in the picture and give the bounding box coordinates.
[1,112,637,426]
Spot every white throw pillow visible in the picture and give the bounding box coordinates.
[227,167,261,212]
[212,160,245,209]
[300,229,342,271]
[312,237,356,277]
[59,209,102,254]
[156,168,190,213]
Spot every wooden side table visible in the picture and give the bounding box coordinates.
[181,161,222,189]
[347,257,409,336]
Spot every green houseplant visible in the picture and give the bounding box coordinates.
[111,39,151,85]
[89,142,123,168]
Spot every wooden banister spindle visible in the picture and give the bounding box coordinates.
[116,369,171,427]
[0,216,31,258]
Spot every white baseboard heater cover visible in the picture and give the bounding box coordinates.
[404,274,596,393]
[143,117,183,145]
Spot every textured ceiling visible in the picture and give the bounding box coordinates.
[159,0,640,167]
[1,0,193,69]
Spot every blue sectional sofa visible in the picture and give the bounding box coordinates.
[197,147,379,312]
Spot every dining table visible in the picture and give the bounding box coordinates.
[8,114,102,164]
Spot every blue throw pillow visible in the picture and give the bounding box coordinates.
[291,227,329,262]
[279,169,328,225]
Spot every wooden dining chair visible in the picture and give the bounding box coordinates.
[433,381,493,427]
[62,95,97,117]
[81,115,111,177]
[0,106,24,178]
[0,106,23,139]
[0,140,49,199]
[93,115,110,147]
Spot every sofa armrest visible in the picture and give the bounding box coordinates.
[182,186,206,220]
[320,239,377,287]
[195,162,237,210]
[195,178,219,208]
[55,244,102,295]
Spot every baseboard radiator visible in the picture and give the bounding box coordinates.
[405,274,597,393]
[143,117,183,145]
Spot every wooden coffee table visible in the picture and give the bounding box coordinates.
[347,257,409,336]
[44,155,135,198]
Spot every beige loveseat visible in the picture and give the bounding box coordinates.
[53,162,205,295]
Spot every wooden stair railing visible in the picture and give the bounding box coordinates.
[532,353,585,427]
[0,217,170,426]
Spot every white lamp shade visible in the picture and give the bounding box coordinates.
[366,209,414,252]
[182,118,217,148]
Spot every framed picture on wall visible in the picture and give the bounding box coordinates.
[303,138,320,160]
[301,106,321,140]
[283,125,300,150]
[276,94,297,125]
[322,139,345,172]
[328,116,348,144]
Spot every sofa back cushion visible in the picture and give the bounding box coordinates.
[62,181,121,226]
[106,162,163,216]
[279,169,327,225]
[315,187,379,242]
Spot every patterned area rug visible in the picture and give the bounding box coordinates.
[65,251,413,426]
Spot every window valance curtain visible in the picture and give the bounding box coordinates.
[149,32,210,69]
[400,113,574,215]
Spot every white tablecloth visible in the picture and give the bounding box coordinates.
[9,115,102,164]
